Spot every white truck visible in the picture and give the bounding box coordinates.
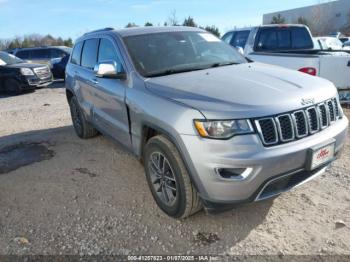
[222,25,350,94]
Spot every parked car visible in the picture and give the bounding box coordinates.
[65,27,348,218]
[222,25,350,91]
[329,32,343,39]
[0,51,52,94]
[339,37,350,44]
[13,46,72,65]
[49,54,70,80]
[339,92,350,108]
[316,37,350,50]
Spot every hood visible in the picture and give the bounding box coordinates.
[145,62,337,119]
[6,63,47,69]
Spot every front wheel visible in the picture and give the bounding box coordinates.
[4,78,23,95]
[144,135,202,218]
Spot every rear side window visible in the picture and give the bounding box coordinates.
[256,27,313,51]
[16,50,30,59]
[81,39,99,69]
[231,31,250,48]
[71,42,83,65]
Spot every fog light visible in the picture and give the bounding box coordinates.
[216,167,253,180]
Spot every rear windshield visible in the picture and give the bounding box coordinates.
[255,27,314,51]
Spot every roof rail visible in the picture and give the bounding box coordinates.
[84,27,115,35]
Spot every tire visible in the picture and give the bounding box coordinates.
[4,78,23,95]
[144,135,202,219]
[68,96,98,139]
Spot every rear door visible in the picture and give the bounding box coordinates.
[91,37,131,148]
[78,38,100,120]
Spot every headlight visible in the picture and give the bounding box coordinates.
[20,68,34,76]
[194,119,254,139]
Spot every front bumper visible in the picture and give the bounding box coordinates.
[23,75,53,87]
[179,116,348,206]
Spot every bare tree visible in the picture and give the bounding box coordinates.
[167,10,179,26]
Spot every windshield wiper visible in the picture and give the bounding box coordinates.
[209,62,239,68]
[146,67,207,77]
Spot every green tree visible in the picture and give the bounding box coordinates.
[271,14,286,24]
[144,22,153,27]
[64,38,73,47]
[183,16,197,27]
[204,25,221,37]
[125,22,138,28]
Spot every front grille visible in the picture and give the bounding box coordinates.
[33,66,51,79]
[256,98,341,146]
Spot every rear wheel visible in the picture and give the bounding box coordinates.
[4,79,23,95]
[144,135,202,218]
[68,96,98,139]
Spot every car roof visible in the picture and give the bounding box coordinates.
[79,26,206,41]
[15,46,71,52]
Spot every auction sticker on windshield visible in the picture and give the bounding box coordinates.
[199,33,220,42]
[308,142,335,170]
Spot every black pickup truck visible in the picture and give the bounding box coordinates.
[0,51,53,94]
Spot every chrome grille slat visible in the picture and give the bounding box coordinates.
[256,97,341,146]
[291,110,308,138]
[275,114,295,142]
[255,118,278,145]
[33,67,51,79]
[327,100,336,123]
[306,107,319,134]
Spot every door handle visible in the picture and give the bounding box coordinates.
[90,78,99,85]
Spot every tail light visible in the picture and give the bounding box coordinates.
[298,67,317,76]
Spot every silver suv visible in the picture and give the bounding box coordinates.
[66,27,348,218]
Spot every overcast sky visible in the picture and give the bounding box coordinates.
[0,0,332,40]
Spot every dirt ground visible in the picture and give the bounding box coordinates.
[0,85,349,256]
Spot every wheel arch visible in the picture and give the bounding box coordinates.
[140,122,206,197]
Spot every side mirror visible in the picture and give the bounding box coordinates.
[94,61,126,79]
[235,46,244,55]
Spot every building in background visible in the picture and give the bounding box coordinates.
[263,0,350,36]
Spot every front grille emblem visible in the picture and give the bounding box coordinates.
[301,98,315,106]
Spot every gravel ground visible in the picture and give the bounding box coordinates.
[0,86,349,256]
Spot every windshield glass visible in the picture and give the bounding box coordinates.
[123,31,247,77]
[0,51,23,65]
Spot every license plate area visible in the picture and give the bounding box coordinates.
[306,141,335,171]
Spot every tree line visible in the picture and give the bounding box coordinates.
[0,34,73,51]
[1,12,222,51]
[125,12,221,37]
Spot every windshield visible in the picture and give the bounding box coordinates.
[0,51,23,65]
[123,31,247,77]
